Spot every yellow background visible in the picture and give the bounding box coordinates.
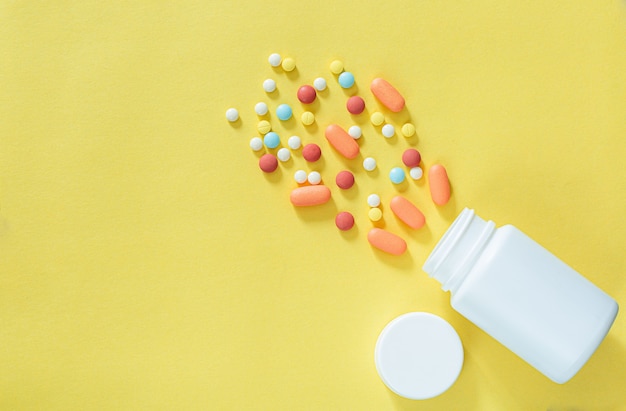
[1,1,625,410]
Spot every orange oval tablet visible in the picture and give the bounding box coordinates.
[370,78,405,113]
[325,124,360,159]
[390,196,426,229]
[428,164,451,206]
[290,185,331,206]
[368,228,407,256]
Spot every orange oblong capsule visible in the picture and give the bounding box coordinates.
[325,124,360,159]
[390,196,426,229]
[428,164,451,206]
[290,185,331,206]
[370,78,405,112]
[368,228,407,255]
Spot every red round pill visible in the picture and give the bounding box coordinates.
[297,85,317,104]
[346,96,365,114]
[402,149,421,167]
[335,211,355,231]
[259,153,278,173]
[302,143,322,162]
[335,170,355,189]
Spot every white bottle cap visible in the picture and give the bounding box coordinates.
[374,312,464,400]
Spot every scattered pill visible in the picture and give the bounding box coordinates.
[367,194,381,207]
[382,124,395,138]
[330,60,344,74]
[259,154,278,173]
[409,166,423,180]
[250,137,263,151]
[429,164,451,206]
[263,132,280,149]
[346,96,365,114]
[348,125,362,139]
[282,57,296,72]
[301,111,315,125]
[363,157,377,171]
[257,120,271,134]
[370,78,405,112]
[402,123,416,137]
[335,170,355,189]
[368,207,383,222]
[335,212,355,231]
[368,228,407,255]
[263,79,277,93]
[313,77,327,91]
[290,185,331,206]
[308,171,322,185]
[255,102,269,116]
[276,104,292,121]
[389,167,405,184]
[390,196,425,229]
[402,149,421,167]
[268,53,282,67]
[287,135,302,150]
[370,111,385,126]
[297,85,317,104]
[225,108,239,122]
[294,169,307,184]
[338,72,355,88]
[277,147,291,162]
[302,143,322,162]
[324,124,360,159]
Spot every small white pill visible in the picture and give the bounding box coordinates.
[294,170,307,184]
[288,135,302,150]
[308,171,322,185]
[409,166,424,180]
[368,194,381,208]
[348,125,362,139]
[313,77,327,91]
[277,148,291,162]
[226,108,239,122]
[363,157,377,171]
[382,124,395,138]
[250,137,263,151]
[268,53,282,67]
[255,102,268,116]
[263,79,277,93]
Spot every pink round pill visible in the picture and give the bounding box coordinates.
[259,154,278,173]
[335,170,355,189]
[297,85,317,104]
[335,211,355,231]
[346,96,365,114]
[402,149,422,167]
[302,143,322,162]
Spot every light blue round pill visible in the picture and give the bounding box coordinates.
[389,167,406,184]
[338,72,355,89]
[276,104,293,121]
[264,132,280,149]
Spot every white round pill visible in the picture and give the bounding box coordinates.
[409,166,424,180]
[255,102,268,116]
[363,157,377,171]
[382,124,395,138]
[288,135,302,150]
[294,170,307,184]
[313,77,327,91]
[277,147,291,162]
[367,194,381,208]
[225,108,239,122]
[263,79,277,93]
[308,171,322,185]
[268,53,282,67]
[348,125,362,139]
[250,137,263,151]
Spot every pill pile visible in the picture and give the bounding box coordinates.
[227,53,451,256]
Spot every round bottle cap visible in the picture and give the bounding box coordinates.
[374,312,464,400]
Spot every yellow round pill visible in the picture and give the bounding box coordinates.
[257,120,271,135]
[369,207,383,222]
[301,111,315,126]
[402,123,416,137]
[282,57,296,72]
[370,112,385,126]
[330,60,344,74]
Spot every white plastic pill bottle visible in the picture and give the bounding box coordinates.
[423,208,618,384]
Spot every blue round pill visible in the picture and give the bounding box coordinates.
[276,104,293,121]
[338,72,355,89]
[264,132,280,149]
[389,167,406,184]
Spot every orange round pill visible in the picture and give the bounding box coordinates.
[346,96,365,114]
[302,143,322,162]
[335,212,355,231]
[428,164,451,206]
[259,154,278,173]
[335,170,355,189]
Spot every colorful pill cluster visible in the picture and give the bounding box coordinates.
[227,53,452,256]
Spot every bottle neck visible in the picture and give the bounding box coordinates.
[423,208,496,293]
